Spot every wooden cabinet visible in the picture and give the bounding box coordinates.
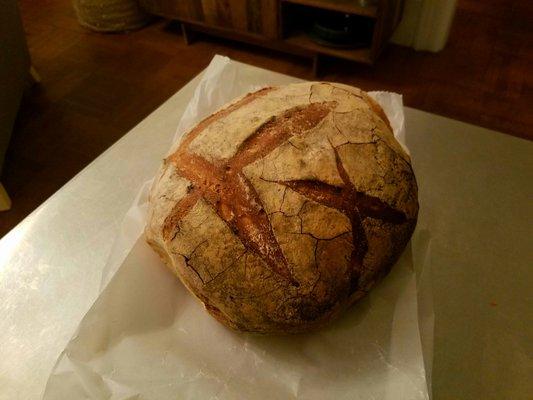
[139,0,404,73]
[140,0,278,38]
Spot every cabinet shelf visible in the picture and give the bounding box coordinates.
[285,31,373,64]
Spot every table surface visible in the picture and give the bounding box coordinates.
[1,61,532,400]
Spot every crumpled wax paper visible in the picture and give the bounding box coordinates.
[43,55,432,400]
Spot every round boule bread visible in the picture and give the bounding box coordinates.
[145,82,418,333]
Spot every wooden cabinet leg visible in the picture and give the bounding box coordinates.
[0,183,11,211]
[181,23,196,45]
[30,66,41,83]
[312,54,320,78]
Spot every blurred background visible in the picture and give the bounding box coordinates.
[1,0,531,237]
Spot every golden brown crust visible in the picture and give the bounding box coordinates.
[146,82,418,333]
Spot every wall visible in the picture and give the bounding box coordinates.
[391,0,457,52]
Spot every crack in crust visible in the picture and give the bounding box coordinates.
[164,94,336,286]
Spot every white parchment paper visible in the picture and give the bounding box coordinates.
[43,56,432,400]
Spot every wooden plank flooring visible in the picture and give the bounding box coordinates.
[1,0,531,237]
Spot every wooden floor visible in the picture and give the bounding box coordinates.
[1,0,531,237]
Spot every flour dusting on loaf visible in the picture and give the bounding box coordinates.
[146,82,418,333]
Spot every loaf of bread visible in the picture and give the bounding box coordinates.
[145,82,418,333]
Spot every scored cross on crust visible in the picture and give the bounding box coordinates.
[162,87,408,287]
[275,144,406,286]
